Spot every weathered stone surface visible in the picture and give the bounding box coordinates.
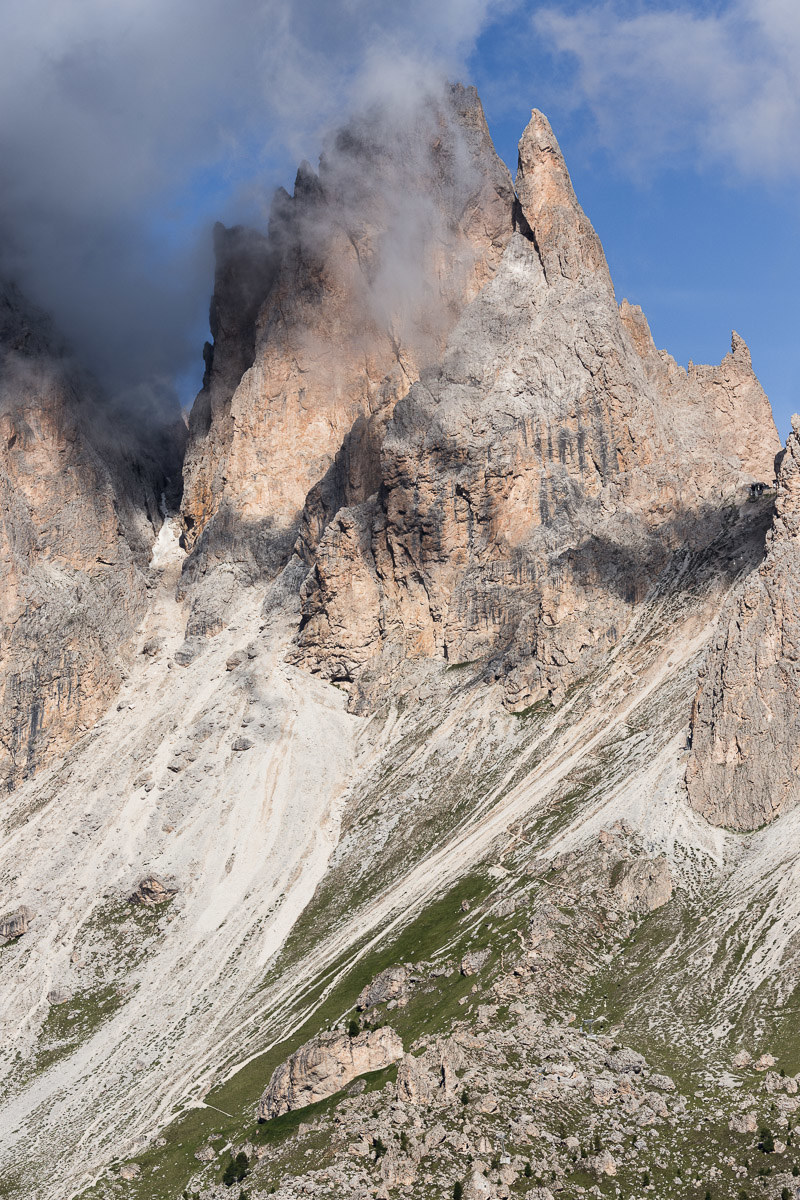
[461,949,491,976]
[588,1149,617,1177]
[127,876,177,907]
[356,965,408,1011]
[0,905,35,939]
[687,418,800,829]
[258,1027,403,1120]
[180,84,516,633]
[0,281,183,788]
[294,110,779,710]
[395,1037,465,1106]
[610,857,673,914]
[729,1111,758,1134]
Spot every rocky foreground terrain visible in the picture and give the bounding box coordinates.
[2,84,800,1200]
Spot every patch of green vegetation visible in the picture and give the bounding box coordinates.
[77,869,502,1200]
[19,984,124,1086]
[511,696,555,721]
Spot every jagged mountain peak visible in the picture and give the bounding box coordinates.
[516,107,611,285]
[4,86,800,1200]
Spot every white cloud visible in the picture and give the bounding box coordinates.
[535,0,800,179]
[0,0,502,401]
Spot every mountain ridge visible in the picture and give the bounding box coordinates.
[1,86,799,1200]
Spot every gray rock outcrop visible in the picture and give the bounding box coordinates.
[356,965,408,1010]
[0,905,35,940]
[127,876,177,906]
[611,857,673,914]
[179,84,516,633]
[258,1026,403,1120]
[0,281,183,789]
[687,418,800,828]
[293,110,779,711]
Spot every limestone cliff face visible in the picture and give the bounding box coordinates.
[686,420,800,830]
[258,1028,404,1120]
[0,282,179,788]
[293,111,779,709]
[179,84,516,630]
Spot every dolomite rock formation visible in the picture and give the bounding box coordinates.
[686,418,800,829]
[356,965,409,1011]
[127,876,177,906]
[611,857,673,914]
[0,282,181,788]
[0,905,35,940]
[258,1027,403,1120]
[179,84,515,632]
[294,110,780,710]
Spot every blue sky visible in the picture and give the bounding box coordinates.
[467,5,800,436]
[4,0,798,435]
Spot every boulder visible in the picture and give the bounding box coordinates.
[258,1026,403,1119]
[356,965,408,1010]
[461,949,491,976]
[127,876,177,906]
[611,857,673,914]
[605,1047,647,1075]
[0,905,35,940]
[729,1111,758,1134]
[589,1149,617,1177]
[464,1168,494,1199]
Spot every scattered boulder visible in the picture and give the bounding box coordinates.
[356,966,408,1011]
[729,1111,758,1134]
[732,1049,753,1068]
[650,1073,676,1091]
[118,1163,141,1180]
[0,905,35,940]
[461,949,491,976]
[194,1144,216,1162]
[47,987,71,1006]
[231,737,254,752]
[755,1053,776,1071]
[605,1047,646,1075]
[226,652,245,671]
[464,1168,494,1199]
[258,1026,403,1120]
[141,636,162,657]
[127,876,177,906]
[589,1149,617,1177]
[765,1071,798,1095]
[173,640,200,667]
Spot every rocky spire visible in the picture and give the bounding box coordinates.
[515,109,611,285]
[179,84,516,639]
[294,109,780,713]
[686,420,800,829]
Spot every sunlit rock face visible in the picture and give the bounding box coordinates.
[686,418,800,830]
[0,281,179,787]
[179,84,516,631]
[293,110,779,711]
